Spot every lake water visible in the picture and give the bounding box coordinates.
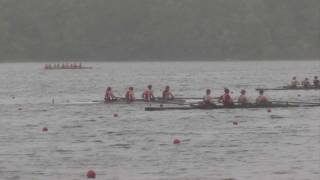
[0,61,319,180]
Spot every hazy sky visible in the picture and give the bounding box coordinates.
[0,0,319,61]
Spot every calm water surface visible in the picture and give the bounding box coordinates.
[0,61,319,180]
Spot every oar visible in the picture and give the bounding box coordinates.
[271,100,320,105]
[173,97,220,100]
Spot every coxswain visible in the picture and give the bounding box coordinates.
[238,89,248,105]
[290,76,299,87]
[256,89,269,105]
[104,87,116,102]
[313,76,319,87]
[125,87,135,103]
[218,88,234,106]
[301,78,311,87]
[203,89,214,105]
[162,85,174,100]
[142,85,155,102]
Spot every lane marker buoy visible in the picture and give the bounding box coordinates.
[173,138,181,144]
[86,170,96,178]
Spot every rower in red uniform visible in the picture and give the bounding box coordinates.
[313,76,319,87]
[203,89,214,105]
[218,88,234,106]
[256,89,269,105]
[301,78,311,87]
[125,87,135,103]
[104,87,116,102]
[162,85,174,100]
[142,85,155,102]
[290,76,299,87]
[238,89,249,105]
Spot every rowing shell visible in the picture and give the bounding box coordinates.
[60,98,199,105]
[145,103,320,111]
[256,86,320,91]
[103,98,187,104]
[44,67,93,70]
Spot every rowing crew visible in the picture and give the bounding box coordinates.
[290,76,319,87]
[199,88,269,107]
[44,63,82,69]
[104,85,174,103]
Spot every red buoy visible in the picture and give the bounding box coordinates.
[42,127,48,132]
[267,108,271,113]
[173,138,181,144]
[86,170,96,178]
[233,121,238,125]
[113,113,118,117]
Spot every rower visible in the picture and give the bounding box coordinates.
[313,76,319,87]
[162,85,174,100]
[301,78,311,87]
[125,86,135,103]
[203,89,214,105]
[218,88,234,106]
[290,76,299,87]
[256,89,269,105]
[238,89,248,105]
[142,85,155,102]
[104,87,116,102]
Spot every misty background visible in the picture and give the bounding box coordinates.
[0,0,319,61]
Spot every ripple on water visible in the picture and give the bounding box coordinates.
[61,125,83,129]
[1,61,320,180]
[109,143,131,149]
